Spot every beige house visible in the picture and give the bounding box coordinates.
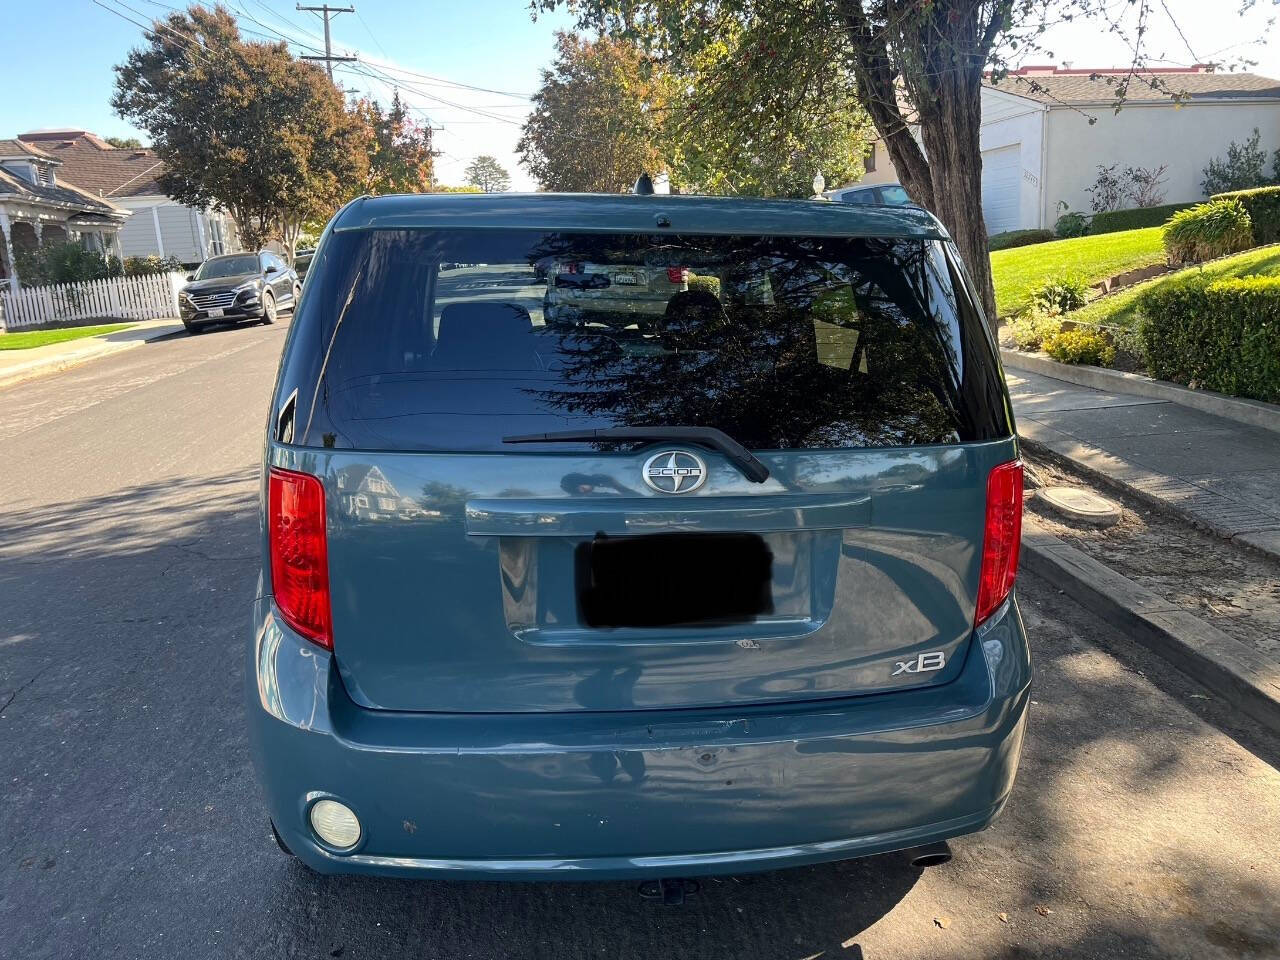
[852,65,1280,234]
[0,139,130,291]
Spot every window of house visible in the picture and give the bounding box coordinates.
[865,145,877,173]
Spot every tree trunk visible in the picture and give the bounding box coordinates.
[842,0,1000,329]
[917,61,997,324]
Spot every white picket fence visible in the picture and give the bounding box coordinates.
[0,271,185,330]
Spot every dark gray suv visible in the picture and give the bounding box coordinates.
[179,251,299,332]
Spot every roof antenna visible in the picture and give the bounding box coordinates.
[632,172,655,195]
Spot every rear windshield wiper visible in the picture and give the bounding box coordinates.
[502,426,770,484]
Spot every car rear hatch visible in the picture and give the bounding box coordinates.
[270,225,1016,714]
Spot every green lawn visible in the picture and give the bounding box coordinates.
[1071,245,1280,329]
[991,226,1166,317]
[0,323,135,351]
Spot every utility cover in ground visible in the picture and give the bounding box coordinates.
[1037,485,1122,526]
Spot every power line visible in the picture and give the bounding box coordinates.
[296,3,357,80]
[353,7,388,59]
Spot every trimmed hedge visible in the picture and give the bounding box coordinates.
[1211,185,1280,245]
[1138,274,1280,402]
[1162,200,1253,264]
[989,229,1055,251]
[1089,202,1196,235]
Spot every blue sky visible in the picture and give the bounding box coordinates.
[2,1,1278,191]
[1,0,576,189]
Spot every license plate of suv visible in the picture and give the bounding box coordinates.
[206,307,224,318]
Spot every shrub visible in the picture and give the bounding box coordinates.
[1139,274,1280,402]
[1043,328,1116,367]
[989,229,1055,251]
[123,254,183,276]
[1087,164,1126,213]
[1089,202,1196,235]
[687,273,721,298]
[1211,185,1280,245]
[1162,200,1253,264]
[1201,128,1272,196]
[1110,324,1147,367]
[1032,274,1089,313]
[1007,306,1062,351]
[13,241,122,286]
[1053,211,1089,238]
[1125,164,1169,208]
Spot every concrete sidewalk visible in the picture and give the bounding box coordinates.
[0,318,185,388]
[1008,368,1280,561]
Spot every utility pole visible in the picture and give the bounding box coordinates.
[296,4,357,81]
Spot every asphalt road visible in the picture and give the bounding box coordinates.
[1,321,1278,960]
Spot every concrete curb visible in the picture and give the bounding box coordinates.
[1022,523,1280,735]
[0,321,185,389]
[1001,348,1280,436]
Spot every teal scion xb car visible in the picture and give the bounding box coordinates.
[249,190,1030,882]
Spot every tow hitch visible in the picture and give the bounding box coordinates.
[639,877,699,905]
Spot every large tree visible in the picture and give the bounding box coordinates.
[519,32,670,193]
[464,155,512,193]
[537,0,1211,321]
[112,3,368,259]
[665,12,873,198]
[519,28,872,197]
[355,90,438,194]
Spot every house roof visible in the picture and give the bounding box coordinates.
[17,130,167,198]
[0,138,58,162]
[0,165,125,215]
[988,67,1280,105]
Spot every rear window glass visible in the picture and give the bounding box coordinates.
[288,230,1008,451]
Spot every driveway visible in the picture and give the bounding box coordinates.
[1,321,1277,959]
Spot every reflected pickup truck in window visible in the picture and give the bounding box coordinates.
[249,191,1030,881]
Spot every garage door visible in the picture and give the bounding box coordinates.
[981,144,1021,235]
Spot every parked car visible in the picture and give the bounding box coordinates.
[250,191,1029,882]
[543,258,689,328]
[179,251,299,332]
[293,248,315,280]
[827,182,919,208]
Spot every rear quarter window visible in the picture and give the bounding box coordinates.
[278,229,1010,452]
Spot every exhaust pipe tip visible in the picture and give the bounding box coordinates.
[905,840,952,868]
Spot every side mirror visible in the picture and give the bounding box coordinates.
[265,265,280,276]
[186,273,195,282]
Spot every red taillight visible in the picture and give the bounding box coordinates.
[666,266,689,284]
[975,460,1023,626]
[565,261,580,274]
[268,466,332,649]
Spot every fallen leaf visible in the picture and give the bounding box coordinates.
[1035,905,1053,917]
[998,912,1009,923]
[935,916,952,929]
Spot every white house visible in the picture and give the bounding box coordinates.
[17,130,240,264]
[850,66,1280,235]
[0,139,130,291]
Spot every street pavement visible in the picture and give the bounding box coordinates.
[1,323,1278,959]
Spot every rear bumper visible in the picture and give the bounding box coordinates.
[247,596,1031,881]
